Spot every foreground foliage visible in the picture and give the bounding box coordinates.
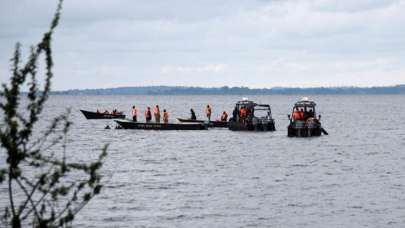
[0,1,107,227]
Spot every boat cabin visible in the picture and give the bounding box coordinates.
[232,99,273,122]
[229,98,275,131]
[289,97,319,121]
[287,97,327,137]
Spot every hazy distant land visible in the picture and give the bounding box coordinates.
[51,85,405,95]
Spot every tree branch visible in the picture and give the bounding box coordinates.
[15,178,41,221]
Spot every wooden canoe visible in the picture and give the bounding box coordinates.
[115,120,208,130]
[80,110,125,119]
[177,118,228,128]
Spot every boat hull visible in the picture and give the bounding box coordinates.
[228,120,276,131]
[80,110,125,119]
[177,118,228,128]
[115,120,208,130]
[287,120,322,137]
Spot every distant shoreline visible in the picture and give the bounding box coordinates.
[50,85,405,95]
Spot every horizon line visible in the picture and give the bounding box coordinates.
[52,84,405,92]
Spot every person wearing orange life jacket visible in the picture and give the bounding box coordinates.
[298,108,305,120]
[154,105,161,123]
[292,108,300,121]
[205,105,212,121]
[240,107,247,117]
[163,109,169,124]
[145,107,152,122]
[292,108,304,121]
[239,107,247,123]
[220,111,228,122]
[131,105,138,122]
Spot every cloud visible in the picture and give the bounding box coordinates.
[313,0,399,12]
[1,0,405,89]
[161,64,227,74]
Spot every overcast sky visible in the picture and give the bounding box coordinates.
[1,0,405,90]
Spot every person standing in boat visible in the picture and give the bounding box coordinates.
[190,108,197,120]
[292,108,299,121]
[163,109,169,124]
[299,108,305,120]
[232,106,239,121]
[292,108,304,121]
[220,111,228,122]
[306,108,314,119]
[131,106,138,122]
[239,106,247,123]
[205,105,212,121]
[246,107,252,120]
[145,107,152,122]
[154,105,161,123]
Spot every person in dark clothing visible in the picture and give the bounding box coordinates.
[190,108,197,120]
[232,107,239,121]
[145,107,152,122]
[307,109,314,119]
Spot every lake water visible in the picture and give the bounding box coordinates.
[2,95,405,227]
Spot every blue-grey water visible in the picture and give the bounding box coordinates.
[2,95,405,227]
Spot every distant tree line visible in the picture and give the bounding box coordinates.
[51,85,405,95]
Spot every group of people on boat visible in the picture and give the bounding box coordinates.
[189,105,228,122]
[131,105,169,124]
[96,109,122,115]
[232,105,252,123]
[292,107,315,121]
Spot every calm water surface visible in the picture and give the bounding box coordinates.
[3,95,405,227]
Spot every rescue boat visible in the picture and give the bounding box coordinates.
[228,99,276,131]
[287,97,328,137]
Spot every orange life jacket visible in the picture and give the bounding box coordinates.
[292,111,301,120]
[298,111,304,119]
[240,108,247,117]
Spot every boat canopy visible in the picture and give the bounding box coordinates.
[235,100,270,110]
[234,100,273,117]
[294,100,316,108]
[235,100,255,106]
[292,99,317,117]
